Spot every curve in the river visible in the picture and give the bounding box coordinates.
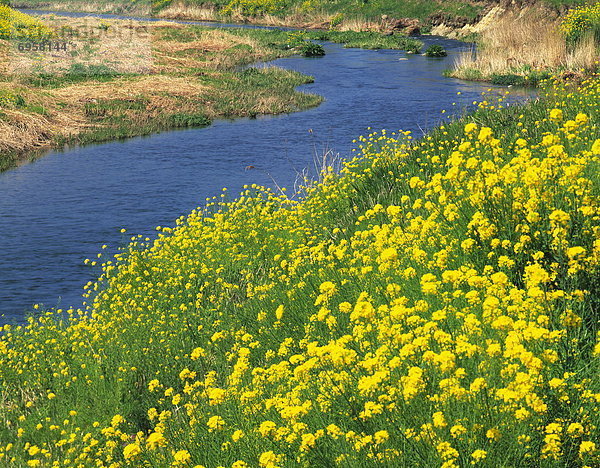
[0,13,534,323]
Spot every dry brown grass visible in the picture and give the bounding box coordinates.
[337,17,381,32]
[452,7,599,79]
[155,2,380,31]
[3,15,154,75]
[156,2,221,22]
[45,0,151,15]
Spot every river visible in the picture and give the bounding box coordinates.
[0,12,533,323]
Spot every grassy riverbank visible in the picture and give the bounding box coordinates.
[0,12,329,171]
[449,3,600,85]
[1,69,599,466]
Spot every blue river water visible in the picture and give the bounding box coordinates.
[0,16,534,323]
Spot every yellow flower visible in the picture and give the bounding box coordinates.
[111,414,124,427]
[567,246,586,258]
[373,430,389,444]
[380,247,398,262]
[146,431,167,449]
[172,450,191,464]
[259,420,276,437]
[567,423,584,435]
[190,347,205,360]
[258,451,281,468]
[579,441,596,456]
[575,112,588,125]
[300,433,316,451]
[207,415,225,431]
[180,368,196,380]
[432,411,447,428]
[464,122,478,134]
[478,127,493,143]
[123,443,141,460]
[319,281,336,294]
[549,108,563,121]
[28,446,40,456]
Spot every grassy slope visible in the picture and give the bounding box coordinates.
[0,75,598,466]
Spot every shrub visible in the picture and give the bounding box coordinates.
[424,44,447,57]
[0,90,26,108]
[170,113,211,127]
[404,41,422,54]
[299,41,325,56]
[491,73,527,86]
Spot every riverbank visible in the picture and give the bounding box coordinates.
[0,71,598,466]
[0,13,326,171]
[448,3,600,85]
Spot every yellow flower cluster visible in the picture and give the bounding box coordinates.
[0,6,52,40]
[0,77,599,467]
[560,1,600,41]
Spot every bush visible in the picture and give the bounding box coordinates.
[424,44,447,57]
[404,41,422,54]
[490,73,527,86]
[491,70,552,87]
[170,112,211,127]
[299,41,325,56]
[0,90,26,108]
[329,12,344,29]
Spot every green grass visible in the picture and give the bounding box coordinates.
[224,27,422,53]
[301,29,422,52]
[542,0,591,7]
[51,66,322,148]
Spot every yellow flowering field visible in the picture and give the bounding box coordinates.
[0,76,599,467]
[560,1,600,42]
[0,6,52,40]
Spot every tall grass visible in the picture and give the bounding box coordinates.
[0,74,599,466]
[451,8,599,84]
